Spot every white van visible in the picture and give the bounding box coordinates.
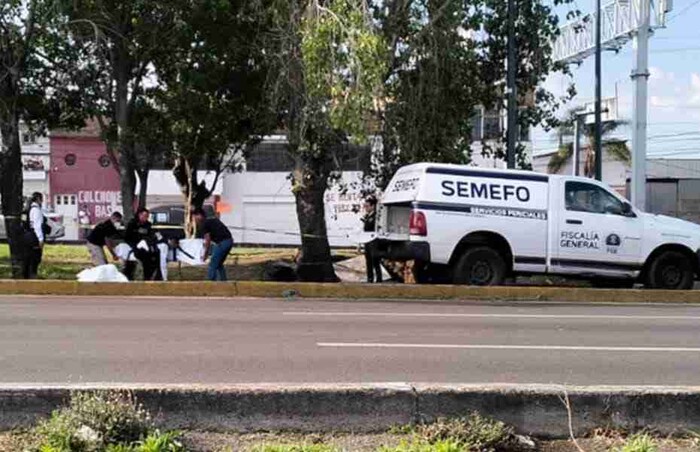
[376,163,700,290]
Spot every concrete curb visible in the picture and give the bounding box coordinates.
[1,384,700,438]
[1,279,700,303]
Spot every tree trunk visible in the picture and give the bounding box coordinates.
[114,46,136,220]
[292,159,339,283]
[136,169,149,210]
[0,110,26,279]
[173,155,212,237]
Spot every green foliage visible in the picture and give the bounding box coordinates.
[548,108,631,177]
[136,431,184,452]
[412,413,514,452]
[547,143,573,174]
[31,391,153,452]
[301,0,387,142]
[614,433,658,452]
[250,445,338,452]
[378,438,464,452]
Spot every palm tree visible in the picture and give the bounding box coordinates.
[548,109,631,177]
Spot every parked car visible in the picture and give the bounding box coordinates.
[148,204,216,240]
[0,212,65,242]
[377,162,700,290]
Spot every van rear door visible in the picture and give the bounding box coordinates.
[378,166,423,240]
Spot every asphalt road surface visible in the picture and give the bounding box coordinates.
[2,296,700,386]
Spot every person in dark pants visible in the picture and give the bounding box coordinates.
[123,208,161,281]
[22,192,46,279]
[86,212,123,266]
[361,196,382,283]
[192,208,233,281]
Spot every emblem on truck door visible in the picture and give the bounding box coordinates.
[605,233,622,254]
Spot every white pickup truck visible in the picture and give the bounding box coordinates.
[376,163,700,290]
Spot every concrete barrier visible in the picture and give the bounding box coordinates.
[1,279,700,303]
[2,384,700,438]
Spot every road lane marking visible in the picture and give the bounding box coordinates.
[287,312,700,320]
[317,342,700,352]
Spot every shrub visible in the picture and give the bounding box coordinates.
[378,438,464,452]
[250,445,338,452]
[614,433,658,452]
[32,391,154,452]
[414,413,514,451]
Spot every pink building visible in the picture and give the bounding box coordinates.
[50,123,121,240]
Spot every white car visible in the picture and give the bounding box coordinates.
[376,162,700,290]
[0,212,66,242]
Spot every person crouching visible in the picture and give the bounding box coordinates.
[86,212,122,266]
[124,208,161,281]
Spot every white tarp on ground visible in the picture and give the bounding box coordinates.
[77,264,129,283]
[176,239,206,265]
[333,255,390,283]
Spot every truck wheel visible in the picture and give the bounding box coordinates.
[453,246,506,286]
[645,251,695,290]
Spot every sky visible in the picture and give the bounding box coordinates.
[532,0,700,159]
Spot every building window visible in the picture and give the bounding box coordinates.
[56,196,62,205]
[64,153,77,166]
[246,141,370,172]
[22,133,36,144]
[246,142,295,172]
[98,154,111,168]
[483,111,501,140]
[470,108,483,142]
[70,195,76,205]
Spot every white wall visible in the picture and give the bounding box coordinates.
[220,171,366,247]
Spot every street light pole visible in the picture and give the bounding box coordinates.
[506,0,517,169]
[594,0,603,181]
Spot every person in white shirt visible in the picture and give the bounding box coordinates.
[23,192,46,279]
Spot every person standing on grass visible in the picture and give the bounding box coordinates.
[86,212,123,266]
[361,195,382,283]
[22,192,47,279]
[192,208,233,281]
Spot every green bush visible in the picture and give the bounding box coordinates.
[31,391,157,452]
[250,445,338,452]
[614,433,658,452]
[414,413,514,451]
[136,431,184,452]
[378,438,465,452]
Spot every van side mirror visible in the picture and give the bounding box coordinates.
[621,202,634,217]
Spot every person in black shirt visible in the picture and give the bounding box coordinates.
[361,195,382,283]
[86,212,122,266]
[192,208,233,281]
[123,208,161,281]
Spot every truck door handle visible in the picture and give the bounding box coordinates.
[566,219,583,225]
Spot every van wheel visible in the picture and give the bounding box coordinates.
[645,251,695,290]
[453,246,506,286]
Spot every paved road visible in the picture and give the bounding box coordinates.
[2,296,700,385]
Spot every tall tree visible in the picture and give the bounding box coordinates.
[66,0,178,220]
[370,0,577,189]
[153,0,270,230]
[264,0,386,281]
[1,0,87,277]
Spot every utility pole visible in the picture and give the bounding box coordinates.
[631,0,650,210]
[506,0,517,169]
[594,0,602,181]
[573,118,580,177]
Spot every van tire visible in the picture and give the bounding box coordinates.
[645,251,695,290]
[453,246,506,286]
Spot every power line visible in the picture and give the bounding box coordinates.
[666,0,700,24]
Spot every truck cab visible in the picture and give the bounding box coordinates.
[376,163,700,290]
